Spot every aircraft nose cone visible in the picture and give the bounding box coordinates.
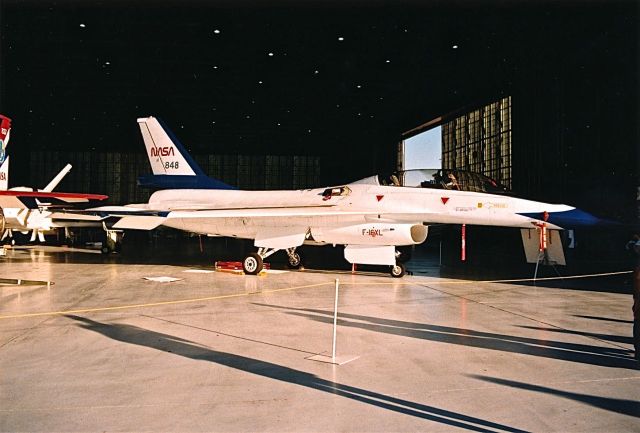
[518,208,604,228]
[545,208,602,227]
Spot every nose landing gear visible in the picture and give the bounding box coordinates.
[390,263,406,278]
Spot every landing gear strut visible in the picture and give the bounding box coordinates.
[101,224,124,254]
[286,247,302,269]
[390,249,407,278]
[242,247,303,275]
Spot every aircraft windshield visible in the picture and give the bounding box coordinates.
[377,169,509,194]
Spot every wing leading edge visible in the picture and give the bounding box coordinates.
[0,190,108,209]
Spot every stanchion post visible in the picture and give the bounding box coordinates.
[332,278,339,361]
[307,278,357,365]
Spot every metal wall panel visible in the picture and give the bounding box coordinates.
[29,151,321,204]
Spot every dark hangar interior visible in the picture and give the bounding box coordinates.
[0,0,637,271]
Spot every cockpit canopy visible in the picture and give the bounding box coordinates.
[352,169,510,194]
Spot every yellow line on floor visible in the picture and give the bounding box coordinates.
[1,270,631,320]
[340,270,633,286]
[0,278,53,286]
[0,281,333,320]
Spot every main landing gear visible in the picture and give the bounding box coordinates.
[242,246,405,278]
[242,252,264,275]
[242,247,303,275]
[285,247,303,269]
[101,226,124,254]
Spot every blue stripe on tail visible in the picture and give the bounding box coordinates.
[145,117,236,190]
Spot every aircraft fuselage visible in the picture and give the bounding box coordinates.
[147,183,571,242]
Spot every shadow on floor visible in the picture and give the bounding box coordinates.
[65,315,529,433]
[470,375,640,418]
[252,304,637,370]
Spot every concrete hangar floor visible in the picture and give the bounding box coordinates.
[0,239,638,432]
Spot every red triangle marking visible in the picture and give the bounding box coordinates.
[376,195,384,202]
[441,197,450,205]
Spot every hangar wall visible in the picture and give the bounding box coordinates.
[400,73,637,273]
[29,151,321,204]
[401,89,637,226]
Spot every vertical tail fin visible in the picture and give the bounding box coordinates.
[0,157,9,191]
[0,115,12,190]
[136,116,235,190]
[137,116,205,176]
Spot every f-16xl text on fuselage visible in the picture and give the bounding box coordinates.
[88,116,601,277]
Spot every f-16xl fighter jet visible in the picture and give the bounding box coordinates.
[81,116,601,277]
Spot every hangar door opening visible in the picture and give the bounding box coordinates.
[401,126,442,171]
[399,96,512,189]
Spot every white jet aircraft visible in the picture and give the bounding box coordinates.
[0,114,108,243]
[83,116,601,277]
[0,179,109,244]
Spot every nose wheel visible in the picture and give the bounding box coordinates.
[390,263,406,278]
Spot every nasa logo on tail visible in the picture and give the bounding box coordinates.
[150,147,175,157]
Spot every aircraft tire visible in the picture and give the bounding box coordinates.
[287,252,303,269]
[243,253,263,275]
[390,263,406,278]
